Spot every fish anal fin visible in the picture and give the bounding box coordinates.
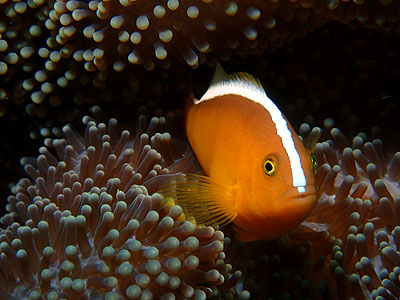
[159,173,237,228]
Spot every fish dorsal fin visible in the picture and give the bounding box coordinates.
[209,62,230,86]
[198,63,265,103]
[210,62,264,90]
[228,71,264,91]
[159,173,237,228]
[303,127,322,152]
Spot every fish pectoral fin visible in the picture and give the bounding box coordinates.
[159,173,237,228]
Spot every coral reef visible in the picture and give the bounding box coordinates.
[0,114,240,299]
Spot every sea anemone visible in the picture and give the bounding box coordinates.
[0,113,239,299]
[286,123,400,299]
[224,236,331,299]
[1,0,399,118]
[0,6,398,200]
[0,1,399,296]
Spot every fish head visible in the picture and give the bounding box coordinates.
[235,140,318,241]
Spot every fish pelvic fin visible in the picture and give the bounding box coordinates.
[159,173,237,228]
[233,226,257,242]
[233,225,273,243]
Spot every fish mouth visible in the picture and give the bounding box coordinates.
[281,185,317,202]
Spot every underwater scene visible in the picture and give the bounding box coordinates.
[0,0,399,299]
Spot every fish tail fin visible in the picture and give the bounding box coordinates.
[159,173,237,228]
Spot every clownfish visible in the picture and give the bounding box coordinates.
[161,65,320,242]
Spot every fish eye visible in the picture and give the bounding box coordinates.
[263,158,277,176]
[310,154,317,171]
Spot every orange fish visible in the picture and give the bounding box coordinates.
[161,65,320,242]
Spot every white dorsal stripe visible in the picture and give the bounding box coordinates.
[197,79,307,190]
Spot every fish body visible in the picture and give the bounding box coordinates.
[163,66,319,242]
